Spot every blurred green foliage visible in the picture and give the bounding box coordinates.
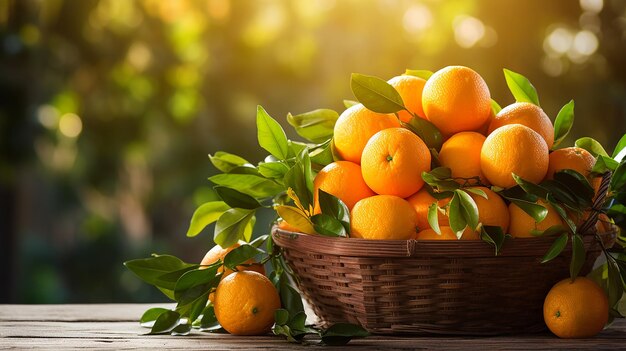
[1,0,625,303]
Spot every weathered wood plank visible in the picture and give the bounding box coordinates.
[0,304,172,322]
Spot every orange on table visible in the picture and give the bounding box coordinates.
[438,132,489,185]
[468,186,510,232]
[333,104,400,164]
[350,195,418,240]
[546,147,595,180]
[313,161,375,211]
[488,102,555,149]
[388,75,427,122]
[360,128,431,198]
[422,66,492,136]
[200,241,265,277]
[480,124,549,188]
[407,188,451,232]
[543,277,608,338]
[508,200,563,238]
[415,226,480,240]
[213,271,281,336]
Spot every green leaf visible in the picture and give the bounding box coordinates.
[287,140,308,159]
[124,255,196,288]
[552,100,575,149]
[608,261,624,308]
[541,233,569,263]
[274,309,290,326]
[140,308,169,327]
[209,174,284,199]
[553,169,594,206]
[214,186,262,210]
[547,196,577,234]
[490,99,502,115]
[174,267,220,305]
[611,161,626,192]
[223,244,264,271]
[311,213,347,237]
[186,201,231,237]
[427,202,441,234]
[503,68,540,106]
[480,226,509,255]
[283,149,314,210]
[593,155,619,174]
[464,187,487,199]
[404,69,433,80]
[429,167,452,179]
[447,193,467,238]
[171,323,192,336]
[279,275,305,315]
[199,305,221,331]
[350,73,405,114]
[258,162,290,179]
[575,137,609,158]
[148,310,180,335]
[613,134,626,160]
[570,234,586,279]
[508,198,548,223]
[257,105,289,160]
[541,180,584,211]
[320,323,370,346]
[456,189,479,231]
[214,208,255,248]
[154,265,201,291]
[287,109,338,143]
[310,140,334,167]
[208,152,252,173]
[275,205,316,234]
[401,117,444,151]
[317,189,350,233]
[343,99,358,109]
[531,224,569,237]
[512,173,549,199]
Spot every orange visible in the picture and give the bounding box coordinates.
[543,277,608,338]
[468,187,510,232]
[350,195,419,240]
[277,219,300,232]
[200,241,265,278]
[213,271,281,335]
[361,128,431,197]
[407,188,451,232]
[312,161,375,211]
[475,108,495,136]
[422,66,491,136]
[388,75,427,122]
[508,200,563,238]
[546,147,595,180]
[416,226,480,240]
[333,104,400,164]
[438,132,489,185]
[480,124,549,188]
[488,102,554,149]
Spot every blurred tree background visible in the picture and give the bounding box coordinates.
[1,0,625,303]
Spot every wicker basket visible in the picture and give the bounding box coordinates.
[271,176,618,335]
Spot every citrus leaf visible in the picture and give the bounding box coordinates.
[611,161,626,192]
[174,266,220,304]
[317,189,350,232]
[186,201,231,237]
[490,99,502,114]
[223,244,264,271]
[503,68,540,106]
[148,310,180,335]
[512,173,549,199]
[214,208,255,248]
[507,198,548,223]
[257,105,289,160]
[278,275,305,315]
[320,323,370,346]
[613,134,626,160]
[199,305,221,331]
[275,205,316,234]
[258,162,290,179]
[427,202,441,234]
[540,179,584,210]
[608,261,624,308]
[531,224,569,237]
[350,73,405,114]
[553,169,594,206]
[448,193,467,238]
[401,117,443,150]
[404,69,433,80]
[124,255,196,288]
[140,308,170,328]
[274,309,290,326]
[570,234,586,279]
[311,213,347,237]
[593,155,619,174]
[171,323,192,336]
[546,196,577,234]
[464,187,488,199]
[552,100,575,149]
[209,173,283,199]
[343,99,359,109]
[310,140,334,167]
[208,151,252,173]
[480,226,508,255]
[575,137,609,158]
[214,186,263,210]
[541,233,568,263]
[286,109,338,143]
[456,189,479,231]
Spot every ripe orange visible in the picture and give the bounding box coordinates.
[313,161,375,211]
[480,124,549,188]
[361,128,431,197]
[488,102,555,149]
[388,75,427,122]
[333,104,400,164]
[438,132,489,185]
[543,277,609,338]
[200,242,265,278]
[422,66,492,136]
[508,200,563,238]
[213,271,281,335]
[415,226,480,240]
[350,195,419,240]
[546,147,596,180]
[468,187,510,232]
[407,188,451,232]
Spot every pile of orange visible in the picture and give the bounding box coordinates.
[312,65,600,241]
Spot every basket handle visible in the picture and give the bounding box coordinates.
[578,171,612,235]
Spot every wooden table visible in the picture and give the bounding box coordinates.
[1,304,625,350]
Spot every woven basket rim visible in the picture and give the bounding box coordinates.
[272,225,618,258]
